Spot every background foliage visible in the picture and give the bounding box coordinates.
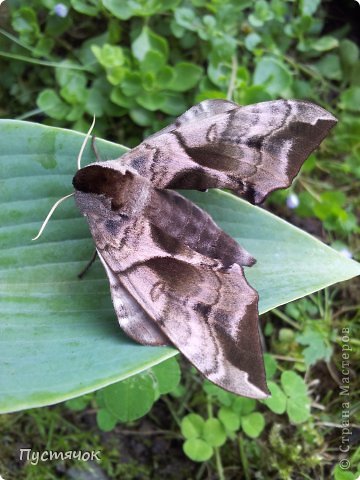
[0,0,359,479]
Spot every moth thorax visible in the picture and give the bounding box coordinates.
[73,165,150,216]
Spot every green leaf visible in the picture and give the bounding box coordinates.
[339,40,359,67]
[244,32,262,51]
[203,418,227,447]
[34,36,55,57]
[92,44,125,68]
[121,72,143,97]
[262,381,287,414]
[195,90,227,103]
[241,412,265,438]
[103,0,179,19]
[159,92,187,116]
[167,62,202,92]
[129,107,156,127]
[102,0,133,20]
[132,26,168,63]
[183,438,213,462]
[296,327,332,366]
[279,327,295,343]
[70,0,101,16]
[45,13,72,38]
[156,66,174,88]
[208,60,232,89]
[103,373,155,422]
[263,354,278,379]
[300,0,321,16]
[37,89,70,119]
[151,357,181,395]
[140,50,167,73]
[58,71,88,105]
[86,80,110,116]
[65,395,90,411]
[249,0,274,27]
[313,191,347,225]
[96,408,117,431]
[241,86,272,105]
[218,407,241,432]
[340,87,360,112]
[231,397,255,415]
[111,88,137,109]
[286,394,311,424]
[174,7,202,31]
[312,36,339,52]
[281,371,307,398]
[315,54,342,81]
[202,381,233,406]
[181,414,205,439]
[11,7,40,42]
[91,44,126,85]
[281,371,311,424]
[253,56,292,96]
[333,464,357,480]
[137,90,165,111]
[0,120,359,413]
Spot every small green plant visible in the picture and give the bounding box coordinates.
[180,391,266,463]
[66,357,181,430]
[263,371,311,424]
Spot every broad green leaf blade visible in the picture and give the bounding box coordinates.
[0,120,176,414]
[0,120,359,413]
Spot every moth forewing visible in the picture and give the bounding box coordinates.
[117,99,337,203]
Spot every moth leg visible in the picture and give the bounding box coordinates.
[91,135,102,162]
[78,249,97,279]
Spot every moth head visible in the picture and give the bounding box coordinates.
[73,164,151,217]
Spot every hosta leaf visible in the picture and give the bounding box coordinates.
[0,120,359,413]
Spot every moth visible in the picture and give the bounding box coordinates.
[72,99,337,399]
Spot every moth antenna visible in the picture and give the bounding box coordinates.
[32,193,74,241]
[32,117,96,241]
[77,114,96,170]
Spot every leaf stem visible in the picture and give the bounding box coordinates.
[15,108,43,120]
[336,336,360,346]
[0,50,91,71]
[162,397,181,428]
[272,309,301,330]
[238,434,250,480]
[214,446,225,480]
[273,354,304,363]
[298,178,322,202]
[226,55,238,101]
[207,396,225,480]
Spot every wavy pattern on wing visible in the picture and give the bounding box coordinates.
[117,99,336,203]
